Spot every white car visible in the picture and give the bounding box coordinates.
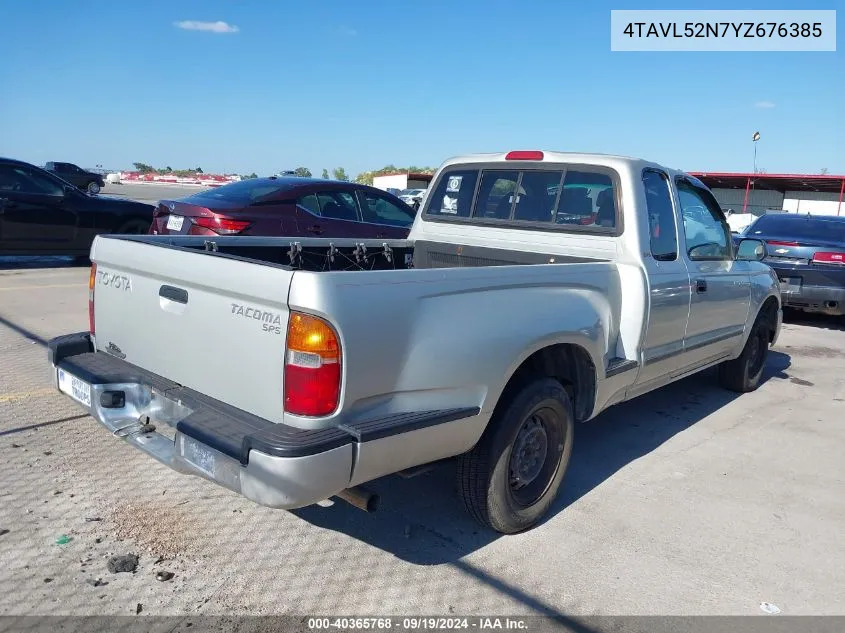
[398,188,426,208]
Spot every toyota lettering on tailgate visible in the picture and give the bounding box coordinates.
[98,270,132,292]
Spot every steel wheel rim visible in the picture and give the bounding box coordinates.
[507,405,564,508]
[748,328,767,376]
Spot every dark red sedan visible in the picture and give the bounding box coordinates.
[148,176,417,239]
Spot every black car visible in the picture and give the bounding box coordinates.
[741,213,845,317]
[0,157,155,257]
[44,161,106,195]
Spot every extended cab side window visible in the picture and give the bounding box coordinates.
[643,170,677,261]
[677,179,732,261]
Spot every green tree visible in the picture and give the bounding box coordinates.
[321,168,329,179]
[132,162,154,173]
[354,165,436,186]
[355,171,374,185]
[195,167,203,174]
[165,166,173,173]
[333,167,349,181]
[294,167,312,178]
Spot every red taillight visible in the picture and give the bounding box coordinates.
[284,312,341,417]
[767,240,800,246]
[191,216,251,235]
[88,263,97,335]
[505,150,544,161]
[812,251,845,264]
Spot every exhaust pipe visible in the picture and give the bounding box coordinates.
[335,486,379,512]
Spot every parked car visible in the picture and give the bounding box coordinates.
[47,150,781,534]
[0,157,155,256]
[398,188,426,210]
[724,209,757,234]
[44,161,106,195]
[740,212,845,316]
[148,177,417,239]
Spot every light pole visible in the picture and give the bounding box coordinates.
[752,131,761,173]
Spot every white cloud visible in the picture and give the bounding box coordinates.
[754,101,776,109]
[337,25,358,36]
[174,20,239,34]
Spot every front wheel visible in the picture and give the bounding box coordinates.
[87,181,101,195]
[457,377,574,534]
[718,314,771,392]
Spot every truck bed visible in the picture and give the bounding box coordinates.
[115,234,602,271]
[89,234,635,432]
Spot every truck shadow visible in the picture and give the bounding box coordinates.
[292,350,792,565]
[783,308,845,332]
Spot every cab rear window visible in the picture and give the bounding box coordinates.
[424,165,619,232]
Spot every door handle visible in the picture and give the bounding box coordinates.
[159,285,188,304]
[696,279,708,293]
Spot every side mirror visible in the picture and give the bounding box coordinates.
[735,238,766,261]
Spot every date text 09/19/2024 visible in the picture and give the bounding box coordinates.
[306,617,530,630]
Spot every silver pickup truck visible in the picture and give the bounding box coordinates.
[47,151,782,534]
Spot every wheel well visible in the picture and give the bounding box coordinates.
[760,296,779,343]
[498,344,596,423]
[117,217,151,230]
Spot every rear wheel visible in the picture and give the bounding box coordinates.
[718,311,771,392]
[87,181,101,195]
[115,219,150,235]
[457,377,574,534]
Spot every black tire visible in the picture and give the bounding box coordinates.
[457,377,574,534]
[87,181,101,195]
[115,219,150,235]
[718,311,772,392]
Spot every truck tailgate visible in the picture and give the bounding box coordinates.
[89,236,294,424]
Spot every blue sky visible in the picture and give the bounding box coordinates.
[1,0,842,177]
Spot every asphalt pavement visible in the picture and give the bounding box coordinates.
[0,265,844,619]
[98,182,211,206]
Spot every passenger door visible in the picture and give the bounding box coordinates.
[676,177,751,368]
[355,189,416,237]
[632,169,692,391]
[0,163,78,251]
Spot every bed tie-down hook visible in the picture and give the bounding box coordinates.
[287,242,302,266]
[353,243,367,263]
